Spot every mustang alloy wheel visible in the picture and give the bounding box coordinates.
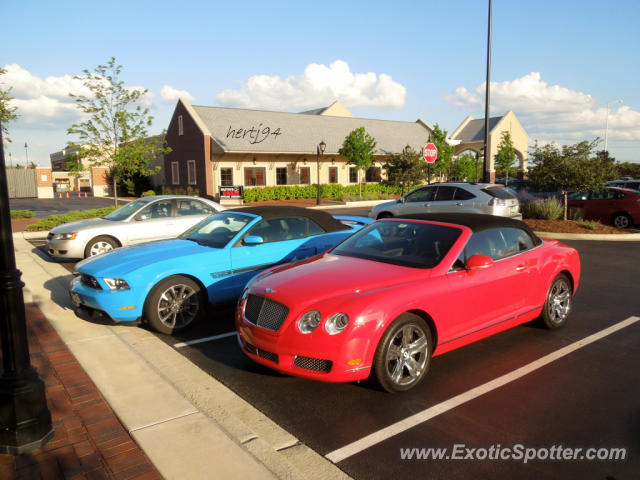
[541,273,572,329]
[373,313,433,393]
[145,276,203,334]
[84,235,118,258]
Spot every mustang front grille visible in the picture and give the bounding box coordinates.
[80,274,102,290]
[244,294,289,332]
[293,356,333,373]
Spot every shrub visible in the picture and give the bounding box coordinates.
[10,210,34,219]
[141,190,156,197]
[568,208,584,221]
[520,198,563,220]
[26,207,116,231]
[242,183,410,203]
[580,220,601,231]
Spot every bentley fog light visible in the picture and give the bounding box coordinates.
[325,313,350,335]
[298,310,321,334]
[103,278,130,290]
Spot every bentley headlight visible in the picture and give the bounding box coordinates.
[103,278,130,290]
[53,232,77,240]
[297,310,321,334]
[325,313,350,335]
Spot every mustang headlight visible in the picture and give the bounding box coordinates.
[325,313,350,335]
[53,232,77,240]
[103,278,130,290]
[297,310,321,334]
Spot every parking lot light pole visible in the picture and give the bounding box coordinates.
[482,0,492,183]
[0,122,53,454]
[316,140,326,205]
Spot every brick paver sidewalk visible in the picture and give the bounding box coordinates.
[0,304,162,479]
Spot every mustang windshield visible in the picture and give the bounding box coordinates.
[104,198,153,221]
[332,220,462,268]
[180,211,254,248]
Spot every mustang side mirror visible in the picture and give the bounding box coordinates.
[243,235,264,246]
[466,254,494,270]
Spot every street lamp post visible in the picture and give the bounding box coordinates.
[316,140,326,205]
[482,0,492,183]
[0,122,53,454]
[604,99,622,157]
[24,142,28,167]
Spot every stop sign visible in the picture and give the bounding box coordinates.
[423,143,438,163]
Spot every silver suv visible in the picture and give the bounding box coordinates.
[369,183,522,220]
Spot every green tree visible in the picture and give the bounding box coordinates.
[429,124,454,182]
[67,57,167,206]
[382,147,427,195]
[528,140,618,220]
[0,67,19,143]
[450,153,478,181]
[339,127,377,197]
[494,132,517,184]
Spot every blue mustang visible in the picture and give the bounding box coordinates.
[70,206,371,334]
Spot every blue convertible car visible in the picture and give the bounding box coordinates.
[70,206,371,334]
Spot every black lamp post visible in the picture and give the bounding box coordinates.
[316,140,326,205]
[0,122,53,454]
[482,0,492,183]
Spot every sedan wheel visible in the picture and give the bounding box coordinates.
[84,236,117,258]
[373,313,433,393]
[612,212,631,229]
[541,274,572,329]
[145,276,202,334]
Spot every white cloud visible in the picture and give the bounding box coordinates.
[446,72,640,143]
[160,85,195,104]
[216,60,406,111]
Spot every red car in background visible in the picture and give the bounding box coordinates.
[236,214,581,393]
[567,187,640,229]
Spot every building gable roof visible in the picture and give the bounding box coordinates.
[450,115,505,143]
[183,99,433,156]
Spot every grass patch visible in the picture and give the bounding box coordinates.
[579,220,601,231]
[10,210,34,219]
[25,207,116,231]
[340,192,396,202]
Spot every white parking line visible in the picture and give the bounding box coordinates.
[325,316,640,464]
[174,331,237,348]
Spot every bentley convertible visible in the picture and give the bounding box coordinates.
[236,213,581,392]
[70,206,371,334]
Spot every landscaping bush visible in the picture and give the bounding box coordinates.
[242,183,409,203]
[10,209,34,219]
[26,207,116,231]
[141,190,156,197]
[520,198,563,220]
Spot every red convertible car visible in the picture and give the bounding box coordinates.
[235,214,581,392]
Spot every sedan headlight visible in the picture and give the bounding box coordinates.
[325,313,350,335]
[53,232,77,240]
[103,278,130,290]
[297,310,321,334]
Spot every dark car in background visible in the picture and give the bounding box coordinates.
[567,187,640,228]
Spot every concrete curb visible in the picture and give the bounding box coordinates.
[14,236,351,480]
[17,231,49,240]
[534,231,640,241]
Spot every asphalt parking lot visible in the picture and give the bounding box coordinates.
[29,209,640,479]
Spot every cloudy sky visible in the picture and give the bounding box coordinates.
[4,0,639,166]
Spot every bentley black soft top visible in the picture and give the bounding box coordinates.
[234,206,350,233]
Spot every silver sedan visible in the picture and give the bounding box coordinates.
[46,195,225,259]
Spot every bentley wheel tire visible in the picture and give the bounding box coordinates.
[540,274,572,329]
[144,276,203,335]
[84,235,118,258]
[373,313,433,393]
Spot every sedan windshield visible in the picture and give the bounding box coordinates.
[104,198,153,221]
[333,220,462,268]
[179,211,254,248]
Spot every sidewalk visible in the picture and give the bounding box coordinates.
[0,304,161,480]
[9,233,351,480]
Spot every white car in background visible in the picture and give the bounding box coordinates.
[369,182,522,220]
[47,195,225,259]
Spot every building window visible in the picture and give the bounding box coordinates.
[171,161,179,185]
[178,115,183,136]
[365,166,381,183]
[349,166,358,183]
[276,167,287,185]
[220,167,233,186]
[244,167,266,186]
[328,166,338,184]
[299,166,310,185]
[187,160,196,185]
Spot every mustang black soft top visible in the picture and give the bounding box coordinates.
[234,206,350,233]
[391,213,542,245]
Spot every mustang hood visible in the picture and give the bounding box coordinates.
[76,239,219,277]
[255,253,429,305]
